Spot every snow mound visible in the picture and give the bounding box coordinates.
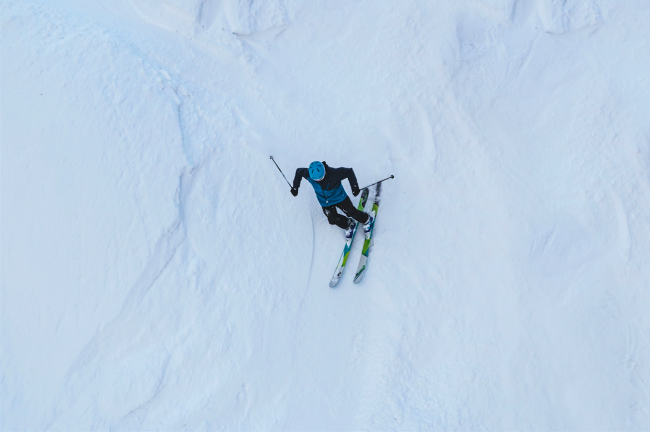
[536,0,612,33]
[131,0,301,37]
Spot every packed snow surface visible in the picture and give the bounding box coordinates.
[2,0,650,429]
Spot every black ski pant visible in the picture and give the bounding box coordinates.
[322,196,369,230]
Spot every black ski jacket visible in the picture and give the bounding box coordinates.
[293,162,359,207]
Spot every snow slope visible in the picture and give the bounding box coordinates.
[2,0,650,429]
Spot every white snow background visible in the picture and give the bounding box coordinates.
[2,0,650,430]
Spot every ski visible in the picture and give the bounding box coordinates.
[353,182,382,284]
[329,188,370,287]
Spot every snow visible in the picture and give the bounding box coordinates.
[2,0,650,429]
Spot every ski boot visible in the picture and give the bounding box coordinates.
[363,211,375,239]
[344,218,356,241]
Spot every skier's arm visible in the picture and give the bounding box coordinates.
[342,168,360,196]
[292,168,309,196]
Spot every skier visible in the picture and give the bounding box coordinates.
[291,161,375,240]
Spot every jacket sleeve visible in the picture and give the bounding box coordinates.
[293,168,309,189]
[341,167,359,189]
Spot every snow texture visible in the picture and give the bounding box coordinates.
[2,0,650,429]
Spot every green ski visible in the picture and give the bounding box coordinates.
[353,182,382,284]
[329,188,369,287]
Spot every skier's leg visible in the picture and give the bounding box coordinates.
[336,196,369,224]
[322,205,352,229]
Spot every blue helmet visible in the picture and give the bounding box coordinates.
[309,161,326,181]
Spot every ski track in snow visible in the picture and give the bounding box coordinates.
[2,0,650,430]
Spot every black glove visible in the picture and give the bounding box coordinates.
[291,187,298,197]
[351,184,360,197]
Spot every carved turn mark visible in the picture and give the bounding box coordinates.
[233,24,289,42]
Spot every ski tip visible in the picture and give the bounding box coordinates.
[329,280,339,288]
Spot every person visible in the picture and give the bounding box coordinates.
[291,161,375,240]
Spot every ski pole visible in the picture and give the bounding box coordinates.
[360,175,394,190]
[270,156,292,188]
